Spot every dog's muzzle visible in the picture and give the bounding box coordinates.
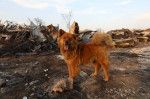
[64,41,69,50]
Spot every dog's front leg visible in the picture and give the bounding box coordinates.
[66,63,72,78]
[69,64,80,79]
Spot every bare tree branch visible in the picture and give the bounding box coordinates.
[34,18,45,26]
[61,11,72,31]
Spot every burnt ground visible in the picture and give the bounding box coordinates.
[0,42,150,99]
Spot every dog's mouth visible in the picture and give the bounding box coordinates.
[63,40,71,51]
[64,45,69,50]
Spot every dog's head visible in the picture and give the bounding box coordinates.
[58,29,79,51]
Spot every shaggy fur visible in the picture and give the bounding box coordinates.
[52,78,73,94]
[58,29,114,81]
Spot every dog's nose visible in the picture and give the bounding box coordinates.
[65,40,69,45]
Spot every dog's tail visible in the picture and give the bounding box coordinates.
[91,32,115,48]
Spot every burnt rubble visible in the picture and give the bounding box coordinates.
[133,29,150,42]
[0,20,59,57]
[107,28,150,47]
[1,20,150,56]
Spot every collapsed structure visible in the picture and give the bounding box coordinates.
[1,20,150,56]
[107,28,150,47]
[0,20,59,56]
[133,29,150,42]
[107,29,135,47]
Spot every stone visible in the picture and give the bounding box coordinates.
[29,80,39,86]
[23,96,27,99]
[79,71,88,78]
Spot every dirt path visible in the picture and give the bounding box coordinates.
[0,43,150,99]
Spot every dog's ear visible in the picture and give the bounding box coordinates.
[73,34,79,40]
[59,29,66,37]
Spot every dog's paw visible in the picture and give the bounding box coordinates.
[103,78,109,82]
[90,73,97,77]
[52,89,63,94]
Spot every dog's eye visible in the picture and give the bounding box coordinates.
[63,37,66,40]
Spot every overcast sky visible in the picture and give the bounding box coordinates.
[0,0,150,32]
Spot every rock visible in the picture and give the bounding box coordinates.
[29,80,39,86]
[114,38,135,47]
[56,55,64,60]
[44,69,48,72]
[35,61,39,65]
[120,93,124,97]
[110,89,113,92]
[52,78,73,94]
[0,79,6,87]
[25,83,28,86]
[30,93,35,96]
[31,86,37,91]
[79,71,88,78]
[132,91,135,94]
[114,67,126,71]
[23,96,27,99]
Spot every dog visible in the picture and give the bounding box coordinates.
[58,29,114,81]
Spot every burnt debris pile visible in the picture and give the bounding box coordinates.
[0,20,59,56]
[107,28,150,47]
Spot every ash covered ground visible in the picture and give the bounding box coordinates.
[0,42,150,99]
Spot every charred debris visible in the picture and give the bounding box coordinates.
[0,20,59,56]
[0,20,150,57]
[107,28,150,47]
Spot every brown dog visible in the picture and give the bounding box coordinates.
[58,29,114,81]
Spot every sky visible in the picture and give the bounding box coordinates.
[0,0,150,32]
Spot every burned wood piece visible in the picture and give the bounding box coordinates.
[133,29,150,42]
[142,29,150,42]
[133,29,144,37]
[137,37,149,42]
[69,21,79,34]
[114,38,135,48]
[15,25,23,30]
[4,20,18,31]
[107,29,135,47]
[0,34,12,41]
[47,24,58,41]
[0,24,5,33]
[41,24,58,41]
[146,35,150,41]
[107,28,134,39]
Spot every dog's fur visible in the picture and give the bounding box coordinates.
[52,78,73,94]
[58,29,114,81]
